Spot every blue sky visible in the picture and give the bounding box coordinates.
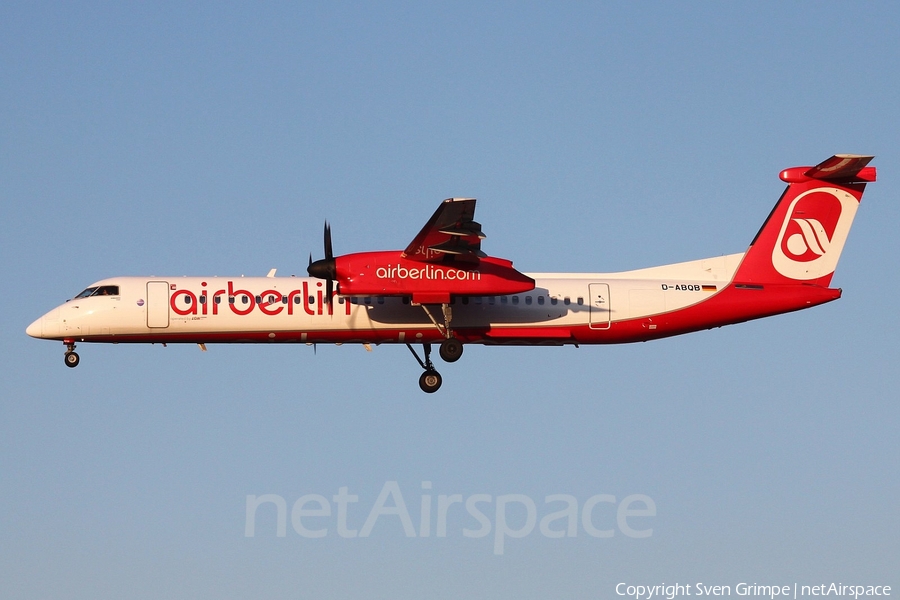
[2,2,898,598]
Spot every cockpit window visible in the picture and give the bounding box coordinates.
[73,285,119,299]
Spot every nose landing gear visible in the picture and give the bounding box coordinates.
[64,342,80,368]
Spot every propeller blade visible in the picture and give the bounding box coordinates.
[308,220,338,306]
[324,222,333,260]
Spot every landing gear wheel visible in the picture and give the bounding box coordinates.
[419,370,442,393]
[64,352,80,368]
[407,342,446,393]
[439,338,463,363]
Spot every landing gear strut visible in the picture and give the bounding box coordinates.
[408,302,467,391]
[64,342,80,368]
[419,303,464,364]
[407,343,442,393]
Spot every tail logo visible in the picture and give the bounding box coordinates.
[771,187,858,281]
[785,218,829,257]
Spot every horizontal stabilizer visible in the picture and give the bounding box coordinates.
[805,154,874,180]
[781,155,876,183]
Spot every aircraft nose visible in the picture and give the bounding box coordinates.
[26,308,60,339]
[26,317,42,338]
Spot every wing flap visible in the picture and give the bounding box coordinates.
[403,198,485,264]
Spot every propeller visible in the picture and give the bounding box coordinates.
[307,221,336,303]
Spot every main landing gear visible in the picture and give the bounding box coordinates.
[419,369,442,394]
[406,303,467,392]
[438,337,462,363]
[407,302,466,391]
[64,342,80,368]
[407,343,442,393]
[406,339,462,393]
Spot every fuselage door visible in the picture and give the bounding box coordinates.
[147,281,170,328]
[589,283,610,330]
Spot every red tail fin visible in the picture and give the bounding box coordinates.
[733,155,875,287]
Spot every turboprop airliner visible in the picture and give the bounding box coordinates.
[27,154,876,392]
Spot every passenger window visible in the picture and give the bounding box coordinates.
[550,297,558,305]
[501,296,508,304]
[577,297,584,305]
[293,296,301,304]
[185,296,192,304]
[215,296,221,304]
[242,296,250,304]
[537,296,545,305]
[462,297,470,305]
[511,296,519,305]
[564,297,571,305]
[489,297,495,305]
[199,296,206,304]
[377,297,384,304]
[525,296,532,305]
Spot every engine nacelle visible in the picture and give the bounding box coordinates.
[334,251,535,304]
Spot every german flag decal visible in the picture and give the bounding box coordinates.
[702,285,717,292]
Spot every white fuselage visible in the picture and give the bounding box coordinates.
[27,253,745,346]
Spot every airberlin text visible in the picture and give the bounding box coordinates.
[169,280,351,317]
[376,264,481,281]
[244,481,655,555]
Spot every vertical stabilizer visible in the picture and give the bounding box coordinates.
[733,155,875,287]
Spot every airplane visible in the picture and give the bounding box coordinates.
[27,154,876,393]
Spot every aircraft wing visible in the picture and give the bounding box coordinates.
[402,198,487,265]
